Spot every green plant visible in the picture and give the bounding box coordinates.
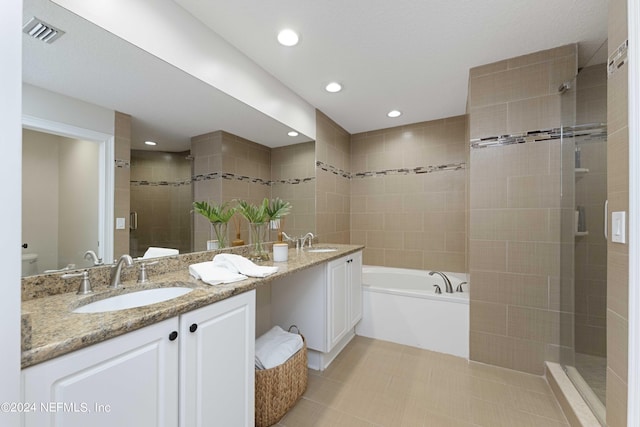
[235,198,270,224]
[266,198,292,220]
[193,201,236,223]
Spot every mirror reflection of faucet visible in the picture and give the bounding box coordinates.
[84,250,103,266]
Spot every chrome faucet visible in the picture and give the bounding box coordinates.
[84,250,103,266]
[110,254,133,288]
[281,232,299,249]
[456,281,468,293]
[429,271,453,293]
[301,232,315,249]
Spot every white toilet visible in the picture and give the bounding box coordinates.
[21,253,39,276]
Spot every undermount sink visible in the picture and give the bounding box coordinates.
[73,287,193,314]
[305,248,338,253]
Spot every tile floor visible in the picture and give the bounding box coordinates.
[275,336,569,427]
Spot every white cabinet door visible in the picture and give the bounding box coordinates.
[348,251,363,329]
[22,318,179,427]
[179,290,255,427]
[327,257,349,350]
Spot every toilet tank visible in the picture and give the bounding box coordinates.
[21,253,39,276]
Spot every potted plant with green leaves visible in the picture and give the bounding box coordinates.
[193,201,235,249]
[236,198,270,261]
[267,198,292,242]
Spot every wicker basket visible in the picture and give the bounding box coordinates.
[255,333,308,427]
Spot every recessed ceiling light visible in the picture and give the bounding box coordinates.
[387,110,402,118]
[277,29,299,46]
[144,141,157,146]
[288,131,299,137]
[325,82,342,93]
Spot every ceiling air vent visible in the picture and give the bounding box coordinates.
[22,17,65,44]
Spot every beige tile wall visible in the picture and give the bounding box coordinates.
[114,112,131,258]
[191,131,315,250]
[316,110,351,244]
[468,44,577,140]
[129,150,192,257]
[350,116,468,272]
[271,141,316,238]
[191,131,223,250]
[468,45,577,375]
[606,0,629,424]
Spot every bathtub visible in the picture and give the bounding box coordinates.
[355,265,469,358]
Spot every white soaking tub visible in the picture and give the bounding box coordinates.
[355,265,469,358]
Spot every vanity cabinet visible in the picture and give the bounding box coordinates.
[22,317,180,427]
[328,251,363,348]
[271,251,363,370]
[22,291,255,427]
[179,290,255,427]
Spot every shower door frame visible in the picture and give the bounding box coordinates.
[627,0,640,424]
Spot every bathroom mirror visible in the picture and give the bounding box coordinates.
[21,0,315,275]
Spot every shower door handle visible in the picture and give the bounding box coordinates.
[130,211,138,231]
[604,200,608,239]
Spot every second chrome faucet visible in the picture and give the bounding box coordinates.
[110,254,133,288]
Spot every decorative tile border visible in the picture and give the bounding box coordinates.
[470,123,607,149]
[131,179,191,187]
[316,160,466,179]
[133,172,316,187]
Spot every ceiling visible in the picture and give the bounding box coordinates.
[22,0,312,151]
[175,0,608,134]
[23,0,608,150]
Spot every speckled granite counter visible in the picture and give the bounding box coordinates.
[21,244,363,368]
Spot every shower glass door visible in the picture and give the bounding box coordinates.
[560,63,608,425]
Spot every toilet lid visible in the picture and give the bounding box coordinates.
[21,253,38,261]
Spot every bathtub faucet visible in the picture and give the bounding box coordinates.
[429,271,453,293]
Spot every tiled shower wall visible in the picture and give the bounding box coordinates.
[129,150,192,257]
[574,64,608,358]
[350,116,467,272]
[468,45,577,375]
[606,0,629,423]
[315,110,351,244]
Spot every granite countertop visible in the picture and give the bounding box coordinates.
[21,244,363,368]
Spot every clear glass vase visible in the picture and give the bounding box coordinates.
[248,222,269,261]
[210,222,228,249]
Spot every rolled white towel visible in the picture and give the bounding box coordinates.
[255,326,303,370]
[189,261,247,285]
[212,253,278,278]
[143,247,179,259]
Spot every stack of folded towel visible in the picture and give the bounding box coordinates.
[189,253,279,286]
[143,247,179,259]
[255,326,303,370]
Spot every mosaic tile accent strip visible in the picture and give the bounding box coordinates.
[115,159,130,168]
[316,160,466,179]
[131,179,191,187]
[189,171,315,186]
[470,123,607,149]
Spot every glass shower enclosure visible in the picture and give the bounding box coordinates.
[559,63,608,425]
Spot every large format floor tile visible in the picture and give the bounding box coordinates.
[275,336,569,427]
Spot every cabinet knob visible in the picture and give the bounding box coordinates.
[22,243,28,249]
[189,323,198,333]
[169,331,178,341]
